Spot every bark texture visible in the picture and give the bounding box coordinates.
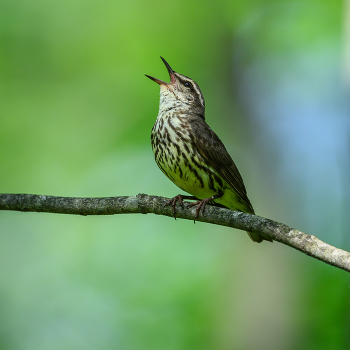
[1,193,349,272]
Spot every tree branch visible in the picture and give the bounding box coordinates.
[1,193,349,272]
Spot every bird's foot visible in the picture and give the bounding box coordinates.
[187,193,223,223]
[165,195,198,219]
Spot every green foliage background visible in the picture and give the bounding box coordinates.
[1,0,349,349]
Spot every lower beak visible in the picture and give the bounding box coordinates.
[145,57,176,85]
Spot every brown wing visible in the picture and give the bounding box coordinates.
[189,116,255,214]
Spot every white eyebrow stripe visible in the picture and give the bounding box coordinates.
[174,72,205,108]
[192,83,204,106]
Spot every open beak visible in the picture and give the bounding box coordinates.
[145,57,176,86]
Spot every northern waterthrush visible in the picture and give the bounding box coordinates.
[146,57,268,243]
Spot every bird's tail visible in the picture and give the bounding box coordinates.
[243,204,273,243]
[247,231,273,243]
[247,231,264,243]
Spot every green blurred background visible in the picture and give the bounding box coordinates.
[1,0,350,349]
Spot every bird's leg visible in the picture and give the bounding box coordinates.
[188,193,223,223]
[165,195,199,219]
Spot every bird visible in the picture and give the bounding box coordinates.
[146,57,268,243]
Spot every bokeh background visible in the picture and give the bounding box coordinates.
[1,0,350,349]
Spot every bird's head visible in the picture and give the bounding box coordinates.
[146,57,205,118]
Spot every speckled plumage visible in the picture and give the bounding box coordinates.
[147,57,267,243]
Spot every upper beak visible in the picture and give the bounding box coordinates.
[145,57,176,85]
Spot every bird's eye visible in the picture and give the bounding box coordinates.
[184,81,193,88]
